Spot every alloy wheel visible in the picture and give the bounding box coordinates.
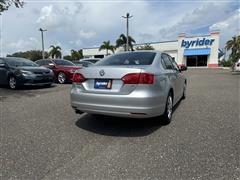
[167,95,173,119]
[58,72,66,84]
[9,77,17,89]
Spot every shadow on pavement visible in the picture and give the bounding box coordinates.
[75,98,183,137]
[0,84,58,99]
[75,114,167,137]
[0,84,56,90]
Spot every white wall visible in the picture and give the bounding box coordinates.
[82,32,220,67]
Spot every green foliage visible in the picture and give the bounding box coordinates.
[225,35,240,63]
[136,44,155,50]
[0,0,23,14]
[63,49,83,61]
[49,45,62,59]
[116,34,135,51]
[99,41,115,55]
[219,60,233,67]
[71,49,83,60]
[63,55,73,61]
[6,50,48,61]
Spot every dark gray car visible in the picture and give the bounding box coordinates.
[0,57,54,89]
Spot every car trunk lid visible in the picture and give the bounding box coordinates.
[75,66,145,95]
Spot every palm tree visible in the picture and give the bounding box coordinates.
[225,35,240,70]
[225,35,240,58]
[99,41,115,55]
[49,45,62,59]
[116,34,136,51]
[71,49,83,60]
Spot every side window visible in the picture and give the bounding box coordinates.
[36,60,43,66]
[0,59,5,64]
[168,55,179,71]
[162,54,174,70]
[39,60,51,66]
[161,57,167,69]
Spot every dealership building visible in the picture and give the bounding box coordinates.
[82,31,220,68]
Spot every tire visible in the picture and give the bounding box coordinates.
[57,72,66,84]
[8,76,18,89]
[162,92,173,125]
[182,82,186,100]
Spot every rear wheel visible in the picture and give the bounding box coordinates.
[57,72,66,84]
[8,76,18,89]
[162,93,173,124]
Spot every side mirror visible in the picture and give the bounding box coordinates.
[0,63,5,68]
[179,65,187,71]
[48,63,55,68]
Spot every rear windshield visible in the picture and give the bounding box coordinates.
[84,59,99,63]
[95,52,156,66]
[54,60,75,66]
[5,58,39,67]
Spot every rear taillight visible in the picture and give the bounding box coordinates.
[73,73,86,83]
[121,73,154,84]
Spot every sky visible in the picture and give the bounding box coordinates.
[1,0,239,56]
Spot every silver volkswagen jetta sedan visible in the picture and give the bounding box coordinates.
[71,51,187,124]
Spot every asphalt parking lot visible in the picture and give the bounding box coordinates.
[1,68,239,180]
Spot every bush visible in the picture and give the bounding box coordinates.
[219,60,233,67]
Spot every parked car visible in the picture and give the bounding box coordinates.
[80,58,100,64]
[71,51,187,124]
[73,61,94,67]
[36,59,80,84]
[0,57,54,89]
[234,59,240,71]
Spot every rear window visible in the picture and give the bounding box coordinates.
[54,60,75,66]
[95,52,156,66]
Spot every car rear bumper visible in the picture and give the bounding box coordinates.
[70,88,166,118]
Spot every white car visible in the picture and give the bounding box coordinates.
[234,59,240,71]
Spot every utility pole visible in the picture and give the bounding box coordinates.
[39,28,47,59]
[122,13,133,51]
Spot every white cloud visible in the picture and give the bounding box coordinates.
[69,39,82,46]
[154,1,237,41]
[78,30,97,39]
[210,8,240,48]
[2,0,239,56]
[6,37,39,53]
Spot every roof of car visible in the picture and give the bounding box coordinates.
[80,58,100,61]
[2,57,30,61]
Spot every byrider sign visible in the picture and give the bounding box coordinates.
[181,38,215,48]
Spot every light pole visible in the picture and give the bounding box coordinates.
[39,28,47,59]
[122,13,133,51]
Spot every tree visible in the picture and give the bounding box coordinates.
[63,49,83,61]
[116,34,135,51]
[225,35,240,63]
[63,55,73,61]
[136,44,155,50]
[99,41,115,55]
[71,49,83,60]
[6,50,48,61]
[0,0,23,14]
[49,45,62,59]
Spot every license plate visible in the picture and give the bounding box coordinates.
[94,79,112,89]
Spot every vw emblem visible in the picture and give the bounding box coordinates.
[99,70,105,76]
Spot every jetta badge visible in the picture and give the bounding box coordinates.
[99,70,105,76]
